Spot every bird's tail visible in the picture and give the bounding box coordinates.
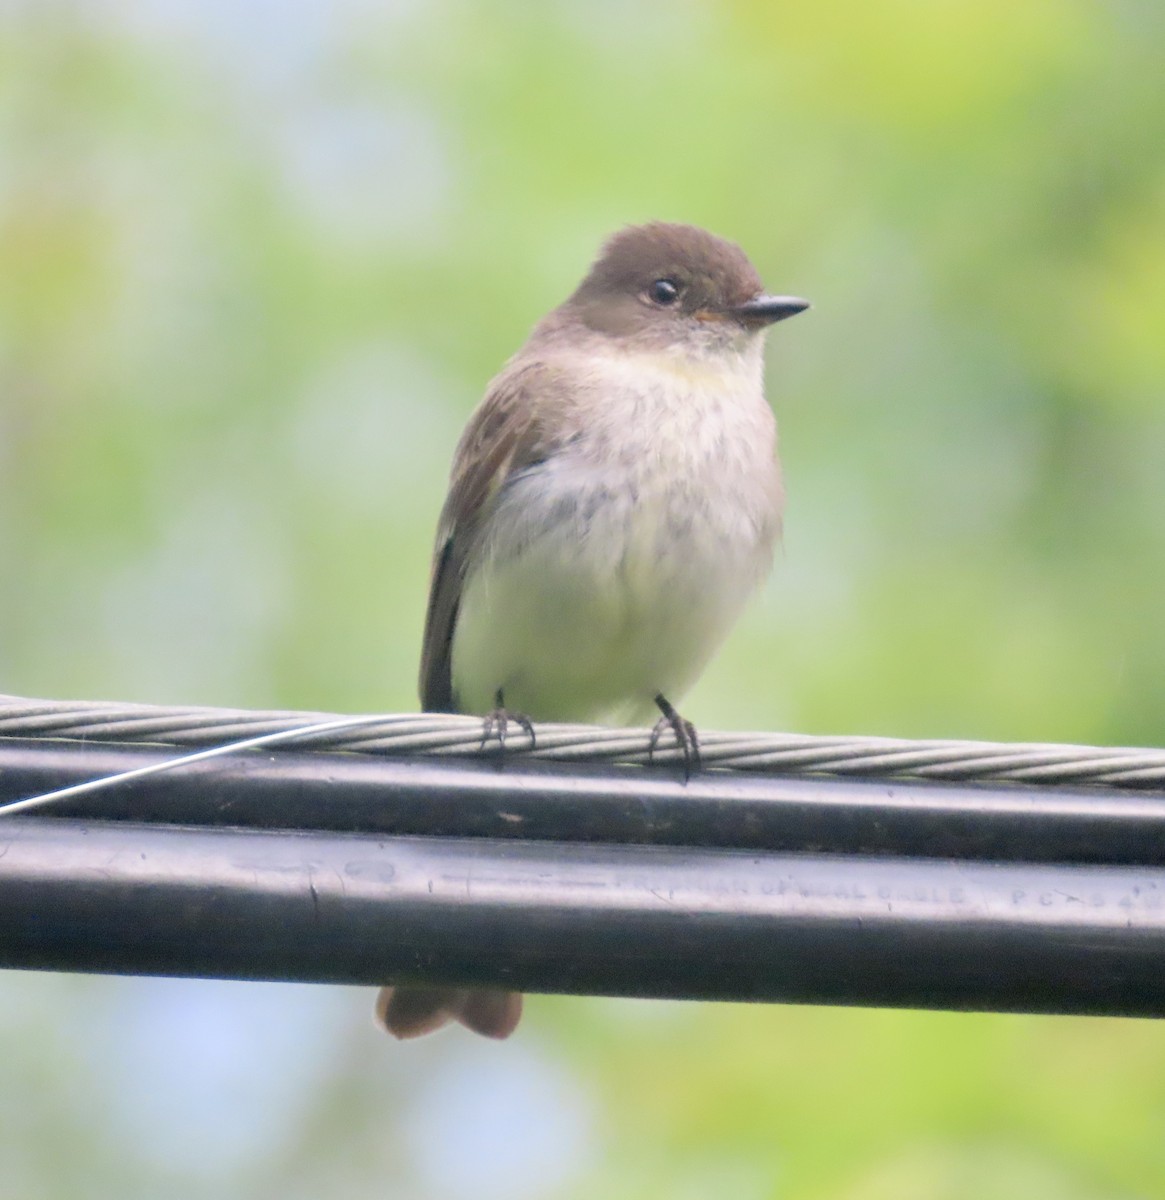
[375,985,523,1040]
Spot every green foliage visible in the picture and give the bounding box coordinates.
[2,1,1164,1196]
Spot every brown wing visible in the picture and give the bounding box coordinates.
[418,361,564,712]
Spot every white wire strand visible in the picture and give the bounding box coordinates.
[0,713,418,816]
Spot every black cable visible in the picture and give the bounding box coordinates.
[1,737,1164,1016]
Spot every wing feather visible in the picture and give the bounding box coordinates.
[418,361,565,711]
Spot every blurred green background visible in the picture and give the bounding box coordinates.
[2,1,1165,1197]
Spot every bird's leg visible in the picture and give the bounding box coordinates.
[649,693,701,780]
[480,688,536,753]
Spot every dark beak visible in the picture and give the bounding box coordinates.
[731,294,811,326]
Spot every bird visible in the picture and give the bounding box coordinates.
[376,221,808,1039]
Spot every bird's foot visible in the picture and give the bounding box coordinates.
[480,688,536,754]
[649,693,700,781]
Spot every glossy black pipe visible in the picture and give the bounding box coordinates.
[1,738,1164,865]
[1,817,1164,1016]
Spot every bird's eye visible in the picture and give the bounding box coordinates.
[647,278,681,306]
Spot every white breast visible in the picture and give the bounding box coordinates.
[451,343,783,724]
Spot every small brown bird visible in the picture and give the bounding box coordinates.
[376,222,808,1039]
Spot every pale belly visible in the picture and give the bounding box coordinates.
[450,456,779,724]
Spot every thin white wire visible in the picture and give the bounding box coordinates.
[0,713,408,816]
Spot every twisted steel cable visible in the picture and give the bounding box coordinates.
[1,692,1164,789]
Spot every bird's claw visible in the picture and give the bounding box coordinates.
[480,688,536,754]
[648,693,700,781]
